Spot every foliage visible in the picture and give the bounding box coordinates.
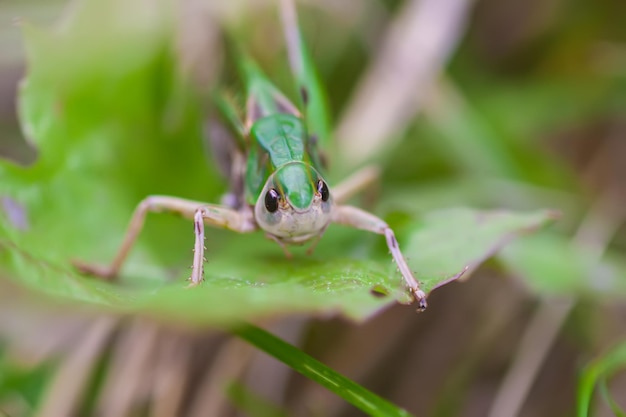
[0,0,624,415]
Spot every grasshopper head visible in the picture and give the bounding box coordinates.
[254,162,332,243]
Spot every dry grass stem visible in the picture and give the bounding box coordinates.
[336,0,475,167]
[36,317,117,417]
[97,320,160,417]
[488,189,626,417]
[187,337,255,417]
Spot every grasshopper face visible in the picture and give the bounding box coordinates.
[254,162,333,243]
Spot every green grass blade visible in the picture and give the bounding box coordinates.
[599,378,626,417]
[233,323,414,417]
[577,341,626,417]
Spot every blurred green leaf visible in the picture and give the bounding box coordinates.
[0,352,53,411]
[421,80,580,190]
[500,233,626,297]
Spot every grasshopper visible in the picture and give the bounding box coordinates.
[75,0,427,311]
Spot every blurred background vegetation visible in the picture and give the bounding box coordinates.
[0,0,625,416]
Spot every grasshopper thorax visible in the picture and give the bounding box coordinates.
[254,162,332,243]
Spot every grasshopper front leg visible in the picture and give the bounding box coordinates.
[74,196,256,284]
[332,204,427,311]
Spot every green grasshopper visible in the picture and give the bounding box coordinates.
[76,0,427,311]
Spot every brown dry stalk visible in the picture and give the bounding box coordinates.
[336,0,475,167]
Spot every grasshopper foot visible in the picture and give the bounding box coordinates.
[186,280,202,288]
[412,288,428,312]
[72,260,117,281]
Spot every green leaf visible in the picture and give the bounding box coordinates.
[400,208,557,294]
[0,0,555,326]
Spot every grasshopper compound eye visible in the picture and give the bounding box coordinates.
[317,180,329,202]
[265,188,280,212]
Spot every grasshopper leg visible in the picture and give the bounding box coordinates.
[332,205,427,311]
[190,204,256,285]
[305,224,329,255]
[74,196,256,283]
[264,233,293,259]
